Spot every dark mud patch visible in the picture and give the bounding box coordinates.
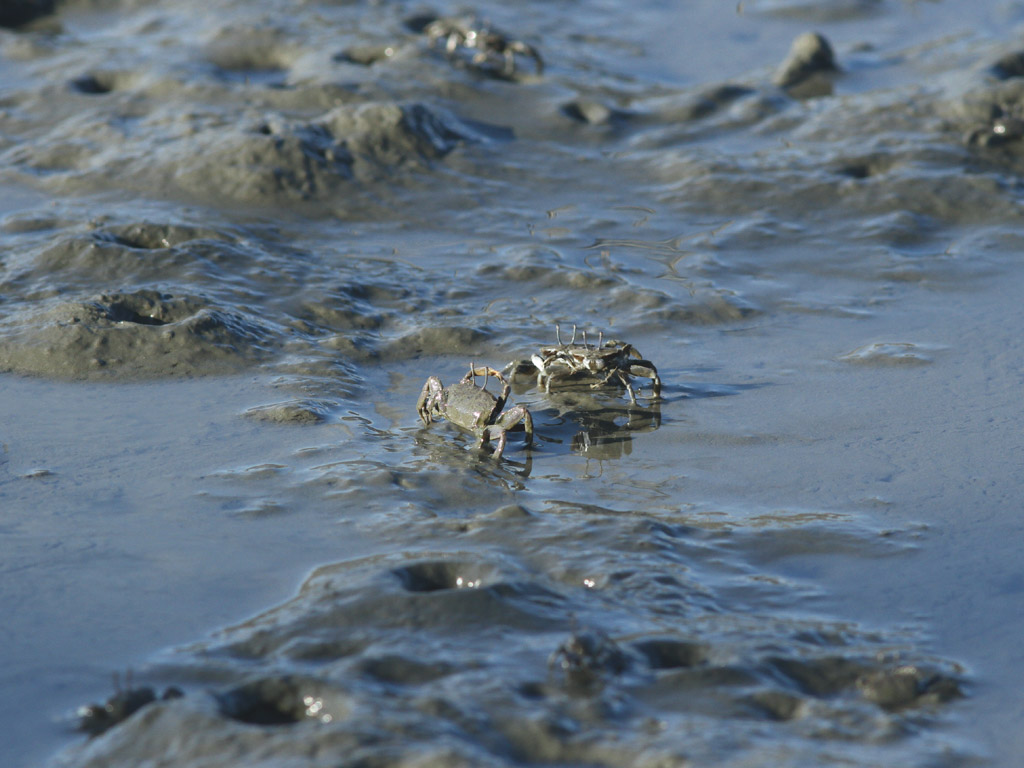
[0,0,55,28]
[68,73,125,96]
[990,50,1024,81]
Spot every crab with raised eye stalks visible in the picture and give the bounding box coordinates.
[417,364,533,460]
[514,325,662,404]
[422,16,543,78]
[76,671,183,737]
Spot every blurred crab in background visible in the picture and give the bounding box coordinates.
[421,15,544,78]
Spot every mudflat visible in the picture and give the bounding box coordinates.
[2,1,1023,766]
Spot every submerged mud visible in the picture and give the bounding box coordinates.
[2,0,1022,766]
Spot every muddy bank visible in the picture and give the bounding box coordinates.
[54,508,967,768]
[0,289,273,378]
[0,0,1019,386]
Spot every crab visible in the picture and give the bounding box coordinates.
[965,110,1024,147]
[417,365,533,459]
[77,671,183,737]
[549,627,629,690]
[423,16,544,77]
[522,325,662,404]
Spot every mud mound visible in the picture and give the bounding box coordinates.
[0,289,275,379]
[52,511,968,768]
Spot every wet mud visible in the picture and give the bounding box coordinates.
[57,512,965,768]
[2,0,1023,766]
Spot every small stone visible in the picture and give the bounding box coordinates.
[774,32,838,93]
[838,342,934,366]
[562,99,618,126]
[244,400,331,424]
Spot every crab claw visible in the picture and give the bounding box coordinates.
[416,376,445,424]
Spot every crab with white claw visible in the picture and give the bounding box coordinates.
[417,365,533,460]
[526,325,662,404]
[423,16,544,78]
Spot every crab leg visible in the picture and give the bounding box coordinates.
[463,365,506,384]
[480,425,507,460]
[416,376,445,424]
[620,374,638,405]
[497,405,533,448]
[627,361,662,398]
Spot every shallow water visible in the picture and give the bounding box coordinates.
[4,0,1024,765]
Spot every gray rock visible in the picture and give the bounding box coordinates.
[774,32,838,95]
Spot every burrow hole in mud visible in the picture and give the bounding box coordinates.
[391,561,495,592]
[105,303,169,326]
[69,73,118,95]
[217,678,341,726]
